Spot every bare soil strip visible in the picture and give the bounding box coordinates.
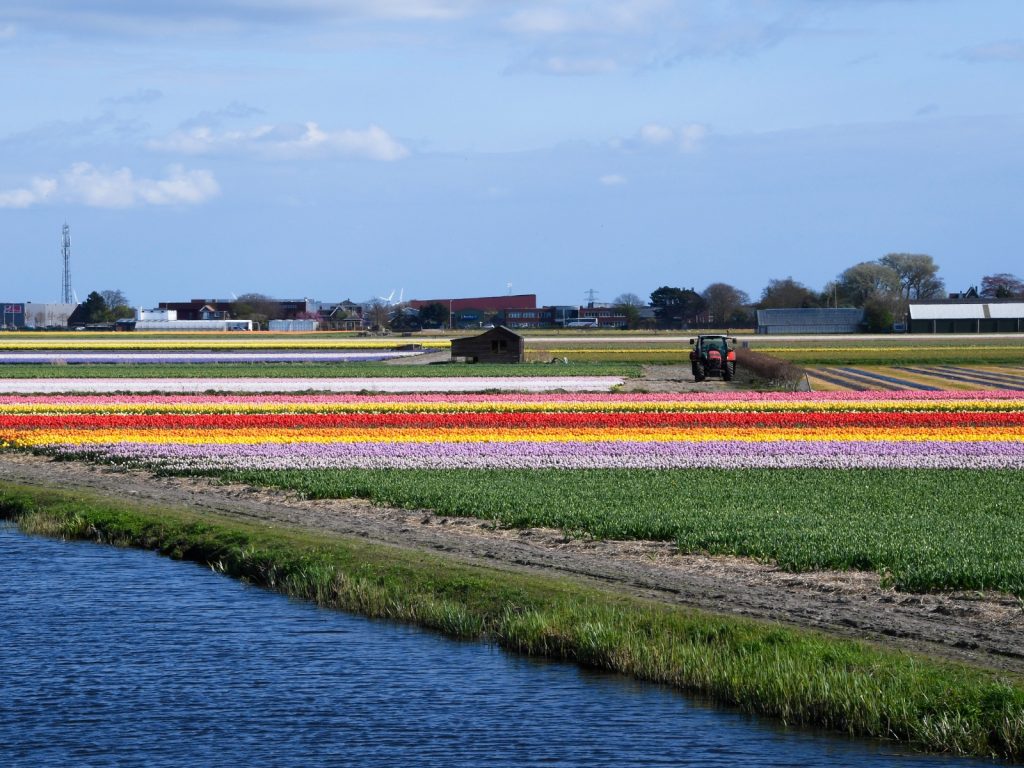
[2,451,1022,676]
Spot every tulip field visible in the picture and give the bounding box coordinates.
[2,388,1024,595]
[4,390,1023,470]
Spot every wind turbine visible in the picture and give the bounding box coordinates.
[373,289,405,306]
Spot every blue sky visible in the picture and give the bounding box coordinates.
[2,0,1022,307]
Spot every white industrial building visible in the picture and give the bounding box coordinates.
[132,307,252,331]
[23,303,78,328]
[269,319,318,331]
[137,307,176,322]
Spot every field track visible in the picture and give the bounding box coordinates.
[807,365,1024,392]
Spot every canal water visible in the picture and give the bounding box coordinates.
[0,523,993,767]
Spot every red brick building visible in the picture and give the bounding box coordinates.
[408,294,537,313]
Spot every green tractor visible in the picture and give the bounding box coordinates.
[689,335,738,382]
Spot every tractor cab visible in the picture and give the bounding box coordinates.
[688,335,738,382]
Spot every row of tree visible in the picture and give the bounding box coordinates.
[73,259,1023,331]
[614,256,1024,331]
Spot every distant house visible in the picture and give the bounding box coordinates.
[450,326,525,363]
[908,301,1024,333]
[756,308,865,334]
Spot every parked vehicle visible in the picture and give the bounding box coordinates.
[689,335,737,382]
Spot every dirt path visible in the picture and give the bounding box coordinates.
[2,452,1022,676]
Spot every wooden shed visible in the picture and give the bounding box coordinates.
[450,326,525,363]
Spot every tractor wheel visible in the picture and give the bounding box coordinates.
[723,362,735,382]
[694,363,705,382]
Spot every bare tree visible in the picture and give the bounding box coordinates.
[99,289,134,320]
[232,293,283,326]
[612,292,645,329]
[100,289,130,309]
[367,300,390,330]
[836,262,901,308]
[879,253,945,301]
[757,278,819,309]
[981,273,1024,299]
[701,282,750,324]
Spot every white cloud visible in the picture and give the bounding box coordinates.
[3,1,472,32]
[955,39,1024,63]
[272,122,410,161]
[599,174,627,186]
[104,88,163,106]
[148,125,275,154]
[678,122,707,152]
[149,121,409,161]
[0,163,219,208]
[360,0,470,20]
[639,123,673,145]
[631,122,708,152]
[504,8,575,34]
[504,1,667,35]
[540,56,618,75]
[0,177,58,208]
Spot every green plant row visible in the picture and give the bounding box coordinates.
[193,468,1024,596]
[1,482,1021,759]
[761,347,1024,366]
[0,361,642,379]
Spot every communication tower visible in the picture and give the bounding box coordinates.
[61,223,73,304]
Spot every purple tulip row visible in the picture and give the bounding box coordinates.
[43,440,1024,470]
[0,352,418,364]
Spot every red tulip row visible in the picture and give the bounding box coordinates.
[1,410,1022,431]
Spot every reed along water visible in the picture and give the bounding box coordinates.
[0,523,992,767]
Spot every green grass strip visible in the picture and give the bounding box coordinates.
[195,468,1024,596]
[763,348,1024,366]
[0,362,641,378]
[2,482,1023,759]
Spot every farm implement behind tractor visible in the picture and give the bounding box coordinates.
[689,335,738,382]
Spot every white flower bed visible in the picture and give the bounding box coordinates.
[0,351,423,363]
[0,376,626,394]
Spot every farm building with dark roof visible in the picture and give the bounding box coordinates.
[756,308,865,334]
[450,326,525,363]
[908,301,1024,333]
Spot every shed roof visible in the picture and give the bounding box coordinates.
[451,325,522,343]
[908,302,1024,320]
[755,308,864,325]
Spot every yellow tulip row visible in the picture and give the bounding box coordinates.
[7,426,1021,447]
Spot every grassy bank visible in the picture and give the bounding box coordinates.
[0,361,641,378]
[183,467,1024,596]
[1,482,1022,759]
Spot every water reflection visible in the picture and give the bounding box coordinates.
[0,524,991,767]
